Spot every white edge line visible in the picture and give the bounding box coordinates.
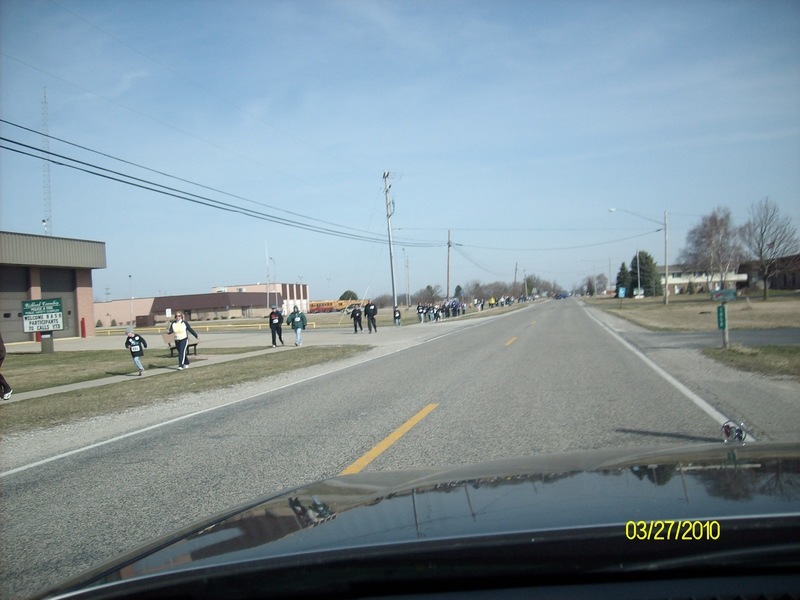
[582,306,757,442]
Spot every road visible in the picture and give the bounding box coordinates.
[2,299,799,599]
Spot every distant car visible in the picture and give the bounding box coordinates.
[34,442,800,600]
[344,303,360,313]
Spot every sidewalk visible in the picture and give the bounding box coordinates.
[2,318,489,403]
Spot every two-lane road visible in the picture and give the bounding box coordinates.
[2,300,797,599]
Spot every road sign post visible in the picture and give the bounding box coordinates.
[716,303,729,349]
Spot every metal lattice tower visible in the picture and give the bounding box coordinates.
[41,88,52,235]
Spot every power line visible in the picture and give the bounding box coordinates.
[0,138,442,247]
[0,118,401,240]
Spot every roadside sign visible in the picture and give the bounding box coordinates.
[711,289,736,302]
[618,287,626,298]
[717,304,727,330]
[22,298,64,333]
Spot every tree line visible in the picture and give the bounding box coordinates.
[336,198,797,307]
[609,197,798,301]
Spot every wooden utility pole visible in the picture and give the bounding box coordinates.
[446,229,451,300]
[384,172,398,309]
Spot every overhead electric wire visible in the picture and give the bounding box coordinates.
[0,118,427,243]
[0,138,442,247]
[450,245,511,278]
[458,229,663,252]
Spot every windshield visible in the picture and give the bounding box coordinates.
[1,2,799,599]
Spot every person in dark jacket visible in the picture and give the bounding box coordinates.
[268,306,284,347]
[364,301,378,333]
[125,330,148,375]
[0,333,12,400]
[350,305,363,333]
[168,313,199,370]
[286,306,307,346]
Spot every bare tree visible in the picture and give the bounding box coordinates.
[740,197,800,300]
[584,276,596,296]
[679,207,743,290]
[595,273,608,294]
[415,284,442,303]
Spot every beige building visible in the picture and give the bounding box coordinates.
[94,283,310,328]
[662,266,748,296]
[0,231,106,343]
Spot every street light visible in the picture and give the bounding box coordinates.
[269,257,277,307]
[608,208,669,304]
[128,275,133,326]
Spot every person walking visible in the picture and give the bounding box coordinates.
[286,305,307,346]
[0,333,12,401]
[350,305,363,333]
[268,305,284,347]
[364,300,378,333]
[393,305,401,326]
[124,330,148,375]
[168,312,199,369]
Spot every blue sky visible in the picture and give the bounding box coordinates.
[2,0,799,301]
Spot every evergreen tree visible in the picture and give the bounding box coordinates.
[630,251,663,297]
[615,262,631,297]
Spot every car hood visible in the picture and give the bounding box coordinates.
[39,442,800,598]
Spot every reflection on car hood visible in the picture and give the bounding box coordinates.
[40,442,800,597]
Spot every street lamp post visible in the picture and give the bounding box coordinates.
[128,275,133,326]
[609,208,669,304]
[270,257,277,307]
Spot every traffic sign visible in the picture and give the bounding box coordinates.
[717,304,727,330]
[711,289,736,302]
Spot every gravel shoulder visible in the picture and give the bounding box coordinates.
[585,304,800,442]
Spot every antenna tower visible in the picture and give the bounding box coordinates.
[41,88,52,235]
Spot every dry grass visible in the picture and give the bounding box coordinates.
[589,293,800,381]
[590,294,800,331]
[703,346,800,379]
[0,345,369,434]
[1,347,256,393]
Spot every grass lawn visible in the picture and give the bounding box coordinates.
[588,293,800,332]
[588,293,800,381]
[0,345,369,434]
[702,346,800,379]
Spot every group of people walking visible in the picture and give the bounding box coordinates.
[123,306,309,376]
[269,305,308,347]
[124,311,200,373]
[416,300,465,322]
[350,301,380,333]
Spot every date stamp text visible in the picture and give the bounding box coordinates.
[625,520,720,541]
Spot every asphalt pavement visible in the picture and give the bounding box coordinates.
[4,308,799,404]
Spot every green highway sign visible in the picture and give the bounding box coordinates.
[717,304,727,330]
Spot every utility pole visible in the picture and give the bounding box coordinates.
[446,229,451,300]
[402,247,410,307]
[513,262,518,298]
[664,210,669,305]
[384,172,398,309]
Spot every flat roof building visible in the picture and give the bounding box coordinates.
[0,231,106,343]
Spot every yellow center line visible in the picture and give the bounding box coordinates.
[504,336,517,346]
[340,403,439,475]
